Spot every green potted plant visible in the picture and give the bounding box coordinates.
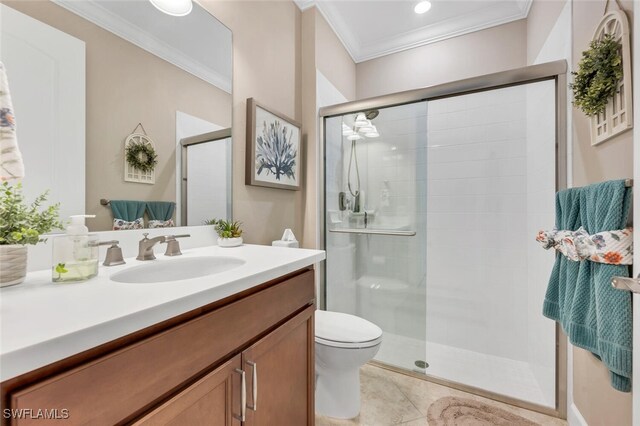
[0,182,62,287]
[205,218,243,248]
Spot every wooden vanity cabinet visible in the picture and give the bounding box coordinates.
[1,268,316,426]
[134,355,243,426]
[242,306,314,426]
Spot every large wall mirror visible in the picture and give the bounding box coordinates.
[0,0,232,231]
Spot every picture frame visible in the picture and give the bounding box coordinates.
[245,98,302,190]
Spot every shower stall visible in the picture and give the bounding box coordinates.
[320,61,567,417]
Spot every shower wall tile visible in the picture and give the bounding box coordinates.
[424,80,556,407]
[426,87,529,361]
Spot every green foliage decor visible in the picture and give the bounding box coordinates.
[125,141,157,172]
[0,182,62,245]
[571,33,623,116]
[205,218,243,239]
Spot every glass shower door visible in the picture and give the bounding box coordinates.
[324,102,428,373]
[424,80,557,408]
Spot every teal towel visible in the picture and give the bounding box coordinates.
[109,200,146,222]
[146,201,175,221]
[543,180,633,391]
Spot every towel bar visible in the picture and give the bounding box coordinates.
[611,274,640,294]
[329,228,416,236]
[100,199,110,206]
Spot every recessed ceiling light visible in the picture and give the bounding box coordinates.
[149,0,193,16]
[414,1,432,14]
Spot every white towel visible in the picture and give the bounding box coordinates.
[0,61,25,181]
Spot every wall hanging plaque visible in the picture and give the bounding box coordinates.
[572,1,632,146]
[124,123,156,184]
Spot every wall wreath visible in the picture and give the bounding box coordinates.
[125,139,157,173]
[570,33,622,117]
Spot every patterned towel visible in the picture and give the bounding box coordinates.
[0,62,25,181]
[146,201,175,228]
[536,227,633,264]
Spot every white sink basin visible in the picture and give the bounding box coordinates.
[110,256,245,283]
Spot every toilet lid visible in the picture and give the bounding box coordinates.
[315,310,382,345]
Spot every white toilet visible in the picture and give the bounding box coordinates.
[315,310,383,419]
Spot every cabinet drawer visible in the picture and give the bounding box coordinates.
[10,269,314,425]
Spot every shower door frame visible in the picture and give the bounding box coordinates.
[318,60,568,419]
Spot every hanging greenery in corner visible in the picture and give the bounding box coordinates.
[570,33,623,116]
[125,140,157,173]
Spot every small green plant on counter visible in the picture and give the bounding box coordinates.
[205,218,243,239]
[571,33,623,116]
[0,182,62,245]
[55,263,68,279]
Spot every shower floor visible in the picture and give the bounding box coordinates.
[375,332,553,408]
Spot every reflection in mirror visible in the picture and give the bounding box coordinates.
[180,128,232,227]
[0,0,232,231]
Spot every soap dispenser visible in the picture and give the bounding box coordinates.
[52,215,99,283]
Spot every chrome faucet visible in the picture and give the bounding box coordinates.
[137,233,190,261]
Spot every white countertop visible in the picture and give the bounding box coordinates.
[0,244,325,381]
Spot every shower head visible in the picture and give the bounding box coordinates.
[364,110,379,120]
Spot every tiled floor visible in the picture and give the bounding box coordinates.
[315,364,567,426]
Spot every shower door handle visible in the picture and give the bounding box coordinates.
[611,274,640,294]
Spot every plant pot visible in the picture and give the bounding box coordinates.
[217,237,243,248]
[0,245,28,287]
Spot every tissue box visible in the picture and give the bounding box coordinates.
[272,240,299,248]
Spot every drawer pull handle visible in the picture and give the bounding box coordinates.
[247,361,258,411]
[234,368,246,421]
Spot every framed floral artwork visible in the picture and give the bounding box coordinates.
[245,98,302,190]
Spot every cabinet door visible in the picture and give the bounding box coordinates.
[134,355,243,426]
[243,306,315,426]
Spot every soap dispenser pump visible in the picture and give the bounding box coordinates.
[52,215,99,283]
[67,214,92,235]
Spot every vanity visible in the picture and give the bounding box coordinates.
[0,245,325,425]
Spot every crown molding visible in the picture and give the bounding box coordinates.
[52,0,232,93]
[293,0,316,11]
[294,0,532,64]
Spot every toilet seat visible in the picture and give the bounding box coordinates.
[315,310,383,349]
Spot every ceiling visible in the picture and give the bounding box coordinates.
[53,0,232,93]
[294,0,532,63]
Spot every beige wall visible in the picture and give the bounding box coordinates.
[570,1,634,424]
[4,1,232,232]
[526,0,567,63]
[201,1,303,246]
[355,19,527,99]
[301,8,318,250]
[300,7,356,249]
[314,9,356,101]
